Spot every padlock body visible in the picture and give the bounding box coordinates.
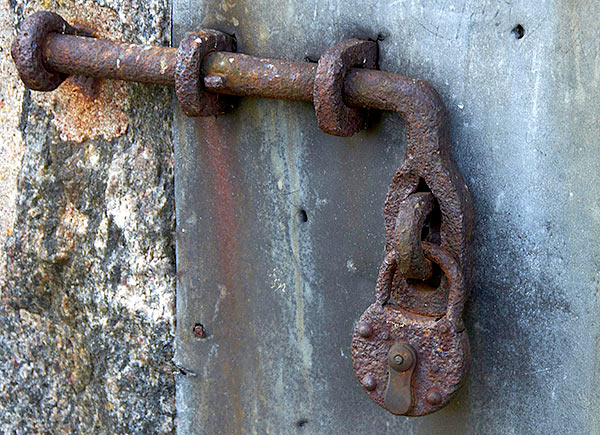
[351,302,470,416]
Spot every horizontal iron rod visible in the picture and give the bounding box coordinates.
[44,34,178,86]
[43,33,425,114]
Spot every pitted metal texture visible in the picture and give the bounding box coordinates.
[352,243,470,416]
[11,13,475,419]
[392,192,435,281]
[313,39,377,136]
[10,11,74,91]
[176,30,237,116]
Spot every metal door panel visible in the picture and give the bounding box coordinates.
[174,1,600,433]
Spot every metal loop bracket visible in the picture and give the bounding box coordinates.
[392,192,434,280]
[381,96,474,316]
[375,242,466,328]
[313,39,377,136]
[10,11,74,91]
[176,30,237,116]
[11,12,475,418]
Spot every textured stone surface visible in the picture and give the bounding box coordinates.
[0,0,175,433]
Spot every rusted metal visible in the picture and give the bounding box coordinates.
[361,375,377,391]
[43,34,177,86]
[175,30,237,116]
[384,342,417,415]
[313,39,377,136]
[352,243,470,416]
[12,16,475,292]
[201,52,316,101]
[10,11,75,91]
[356,321,373,338]
[392,192,434,280]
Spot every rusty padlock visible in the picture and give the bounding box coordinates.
[351,242,470,416]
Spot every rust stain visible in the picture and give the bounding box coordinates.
[43,77,128,143]
[29,3,129,143]
[196,116,245,431]
[10,15,477,418]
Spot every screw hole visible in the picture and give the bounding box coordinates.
[193,323,206,338]
[295,418,309,428]
[297,209,308,223]
[511,24,525,39]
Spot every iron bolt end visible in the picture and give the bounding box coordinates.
[204,74,226,89]
[362,375,377,391]
[193,323,206,338]
[388,343,415,372]
[356,321,373,338]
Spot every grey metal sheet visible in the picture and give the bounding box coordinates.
[174,1,600,433]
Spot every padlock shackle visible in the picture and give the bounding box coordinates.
[375,242,466,326]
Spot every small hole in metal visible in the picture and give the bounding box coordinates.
[193,323,206,338]
[295,418,309,428]
[298,209,308,223]
[511,24,525,39]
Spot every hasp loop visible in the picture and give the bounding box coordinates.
[11,11,75,91]
[176,30,237,116]
[313,39,377,136]
[11,12,476,418]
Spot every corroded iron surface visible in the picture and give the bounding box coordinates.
[11,10,473,317]
[175,30,237,116]
[43,34,177,85]
[11,14,475,314]
[12,11,474,420]
[352,243,470,416]
[10,11,74,91]
[350,65,474,413]
[392,192,435,280]
[313,39,377,136]
[384,343,417,414]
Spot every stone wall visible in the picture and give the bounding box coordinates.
[0,1,176,433]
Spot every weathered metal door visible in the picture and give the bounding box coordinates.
[173,1,600,433]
